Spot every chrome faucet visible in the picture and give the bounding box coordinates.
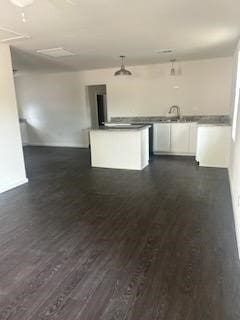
[168,105,181,118]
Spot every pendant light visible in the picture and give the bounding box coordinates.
[114,56,132,76]
[170,59,176,76]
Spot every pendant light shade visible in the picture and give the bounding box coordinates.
[114,56,132,76]
[170,59,176,76]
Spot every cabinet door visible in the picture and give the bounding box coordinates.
[171,123,190,153]
[196,126,231,167]
[153,123,171,152]
[189,122,198,154]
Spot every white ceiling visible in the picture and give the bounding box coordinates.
[0,0,239,73]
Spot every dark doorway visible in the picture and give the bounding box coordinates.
[97,94,105,126]
[87,85,107,128]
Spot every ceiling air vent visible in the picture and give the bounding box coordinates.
[36,48,75,58]
[0,27,30,42]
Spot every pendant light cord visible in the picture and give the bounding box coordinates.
[120,55,125,68]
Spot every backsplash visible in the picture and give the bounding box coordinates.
[111,115,231,125]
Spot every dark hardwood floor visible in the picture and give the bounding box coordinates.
[0,146,240,320]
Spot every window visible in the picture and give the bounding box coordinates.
[232,51,240,141]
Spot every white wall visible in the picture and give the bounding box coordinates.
[15,57,233,147]
[229,40,240,257]
[229,98,240,256]
[15,72,90,147]
[0,44,27,193]
[81,57,233,118]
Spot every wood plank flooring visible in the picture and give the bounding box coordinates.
[0,146,239,319]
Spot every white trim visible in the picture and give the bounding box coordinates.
[228,168,240,259]
[27,142,89,148]
[198,163,228,168]
[153,152,195,156]
[0,178,28,194]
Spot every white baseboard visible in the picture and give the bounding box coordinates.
[153,152,195,156]
[199,163,228,168]
[228,168,240,260]
[0,178,29,194]
[26,142,89,148]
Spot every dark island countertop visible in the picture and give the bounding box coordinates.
[90,124,151,132]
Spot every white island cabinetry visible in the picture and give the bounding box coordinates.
[90,125,150,170]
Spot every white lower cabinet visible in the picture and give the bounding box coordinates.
[153,122,231,164]
[153,122,198,155]
[189,122,198,154]
[153,123,171,152]
[171,123,190,153]
[196,125,231,168]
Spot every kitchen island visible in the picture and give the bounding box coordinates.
[90,125,150,170]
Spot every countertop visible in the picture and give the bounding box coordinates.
[197,118,231,126]
[90,124,151,132]
[110,115,231,126]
